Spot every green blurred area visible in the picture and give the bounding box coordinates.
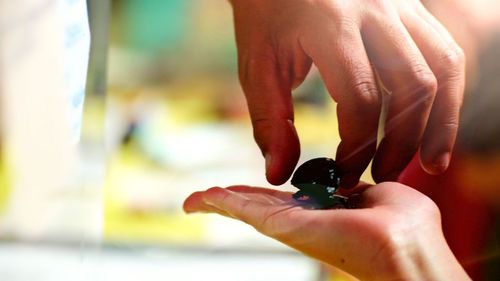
[119,0,188,53]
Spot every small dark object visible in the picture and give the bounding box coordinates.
[291,157,347,209]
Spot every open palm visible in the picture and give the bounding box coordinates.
[183,182,458,280]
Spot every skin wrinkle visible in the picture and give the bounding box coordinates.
[273,210,329,248]
[211,188,242,217]
[258,204,302,236]
[294,35,312,86]
[387,220,441,281]
[270,33,288,81]
[285,37,312,89]
[235,198,254,223]
[201,196,230,217]
[366,216,422,280]
[242,53,275,93]
[345,76,380,106]
[227,185,294,200]
[251,118,296,152]
[255,193,284,205]
[436,48,466,78]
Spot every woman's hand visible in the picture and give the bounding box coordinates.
[230,0,465,187]
[184,183,470,280]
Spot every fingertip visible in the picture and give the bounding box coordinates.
[266,171,290,186]
[183,192,201,214]
[183,188,221,213]
[433,152,451,173]
[419,108,457,176]
[262,120,300,186]
[371,163,402,184]
[265,150,299,185]
[420,151,450,175]
[335,139,377,189]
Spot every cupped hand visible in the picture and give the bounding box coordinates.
[230,0,465,186]
[184,183,469,280]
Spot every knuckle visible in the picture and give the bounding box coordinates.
[349,76,380,107]
[207,186,223,193]
[239,57,260,86]
[364,0,393,18]
[205,187,228,204]
[238,50,276,90]
[251,117,273,134]
[435,47,466,81]
[369,0,390,10]
[236,199,252,219]
[441,47,466,69]
[441,120,459,133]
[409,69,438,101]
[313,0,359,29]
[316,0,345,18]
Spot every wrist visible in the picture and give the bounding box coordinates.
[385,226,470,281]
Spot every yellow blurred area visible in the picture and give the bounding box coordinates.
[104,143,206,244]
[0,157,10,216]
[100,84,361,245]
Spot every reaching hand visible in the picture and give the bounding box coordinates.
[184,183,470,280]
[230,0,465,186]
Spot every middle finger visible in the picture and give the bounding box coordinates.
[361,8,437,182]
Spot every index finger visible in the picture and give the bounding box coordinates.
[238,43,311,185]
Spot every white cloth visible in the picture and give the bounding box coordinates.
[0,0,91,240]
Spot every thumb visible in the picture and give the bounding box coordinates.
[239,50,302,185]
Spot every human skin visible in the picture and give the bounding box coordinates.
[184,183,471,280]
[229,0,465,187]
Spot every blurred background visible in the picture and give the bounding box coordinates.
[101,0,349,248]
[1,0,499,280]
[0,0,356,280]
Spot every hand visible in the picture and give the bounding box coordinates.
[184,183,470,280]
[230,0,465,186]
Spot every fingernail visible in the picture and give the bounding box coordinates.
[265,153,272,172]
[432,152,450,174]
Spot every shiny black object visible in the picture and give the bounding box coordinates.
[291,157,347,209]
